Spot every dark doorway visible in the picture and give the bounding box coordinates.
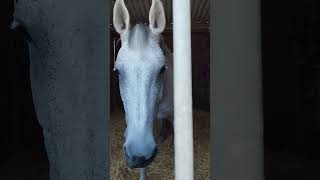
[0,1,49,179]
[262,0,320,179]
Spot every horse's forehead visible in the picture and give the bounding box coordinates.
[117,47,165,68]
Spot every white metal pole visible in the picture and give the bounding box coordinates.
[173,0,194,179]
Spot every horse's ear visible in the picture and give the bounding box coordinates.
[113,0,130,35]
[149,0,166,35]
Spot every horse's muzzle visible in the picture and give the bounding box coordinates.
[126,147,158,169]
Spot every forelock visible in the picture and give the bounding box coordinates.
[127,24,151,49]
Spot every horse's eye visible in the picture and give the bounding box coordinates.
[160,65,167,74]
[113,68,120,76]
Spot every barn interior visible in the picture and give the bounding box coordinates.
[1,0,320,180]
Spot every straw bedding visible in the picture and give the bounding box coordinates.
[110,109,209,180]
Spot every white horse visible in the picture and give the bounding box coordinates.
[112,0,173,179]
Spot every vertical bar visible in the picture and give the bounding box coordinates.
[173,0,194,180]
[211,0,264,179]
